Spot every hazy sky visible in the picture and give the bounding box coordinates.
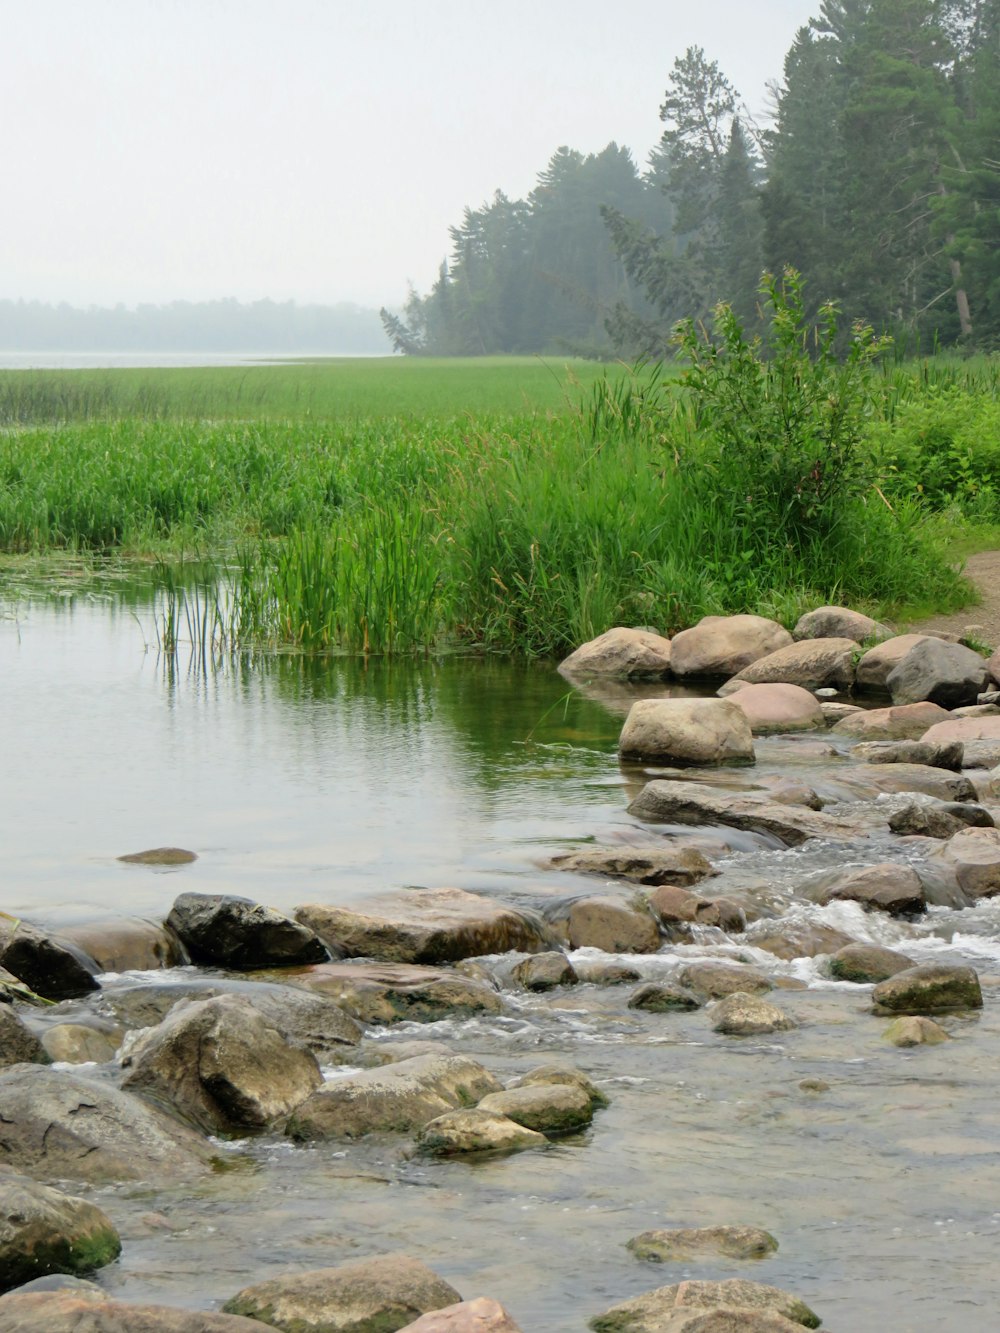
[2,0,817,309]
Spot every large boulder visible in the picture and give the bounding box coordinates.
[0,1067,215,1183]
[856,634,932,692]
[0,1290,264,1331]
[398,1299,524,1331]
[884,1015,949,1047]
[831,702,951,740]
[294,889,551,965]
[871,963,983,1013]
[926,826,1000,900]
[0,1007,49,1067]
[619,699,755,766]
[224,1255,462,1333]
[921,714,1000,746]
[726,683,824,735]
[590,1278,821,1331]
[628,780,858,847]
[730,638,857,691]
[0,921,99,1001]
[886,638,989,707]
[166,893,329,970]
[121,994,323,1135]
[476,1083,594,1136]
[814,863,926,916]
[548,845,715,887]
[417,1109,546,1157]
[793,605,892,644]
[558,897,661,954]
[559,627,672,679]
[286,1053,501,1140]
[0,1168,120,1293]
[669,616,792,679]
[282,963,504,1025]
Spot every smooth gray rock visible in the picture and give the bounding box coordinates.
[166,892,330,970]
[887,638,989,708]
[793,605,892,644]
[628,780,858,847]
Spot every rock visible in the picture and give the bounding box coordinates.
[417,1109,546,1157]
[669,615,792,679]
[793,605,892,644]
[711,992,796,1035]
[961,740,1000,767]
[549,845,715,887]
[749,922,855,961]
[0,1291,264,1330]
[730,637,857,691]
[726,683,825,735]
[121,994,323,1135]
[851,762,977,803]
[0,921,99,1001]
[798,1079,830,1094]
[926,826,1000,899]
[628,1311,810,1332]
[853,739,964,770]
[282,962,504,1025]
[888,802,966,839]
[286,1053,501,1140]
[0,1007,49,1067]
[361,1040,454,1067]
[562,897,661,954]
[989,645,1000,685]
[820,702,863,725]
[884,1015,949,1047]
[39,1024,118,1065]
[398,1299,524,1331]
[827,943,915,984]
[628,982,702,1012]
[589,1278,821,1331]
[645,885,719,928]
[223,1255,462,1332]
[476,1083,594,1136]
[0,1168,120,1293]
[886,638,989,707]
[872,963,983,1013]
[118,846,197,865]
[832,702,951,740]
[816,863,926,916]
[559,627,672,679]
[628,780,858,847]
[574,961,642,985]
[619,698,755,767]
[295,889,551,965]
[627,1225,779,1263]
[856,634,933,692]
[56,917,181,973]
[921,715,1000,746]
[511,952,577,991]
[166,892,329,970]
[678,962,773,1000]
[0,1066,215,1182]
[507,1064,608,1109]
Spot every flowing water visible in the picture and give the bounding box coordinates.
[3,576,1000,1331]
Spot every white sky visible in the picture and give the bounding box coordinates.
[2,0,816,309]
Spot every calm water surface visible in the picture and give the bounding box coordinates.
[2,580,1000,1331]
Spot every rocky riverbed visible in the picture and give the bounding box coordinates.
[2,604,1000,1330]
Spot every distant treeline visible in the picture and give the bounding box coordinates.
[383,0,1000,357]
[0,298,389,353]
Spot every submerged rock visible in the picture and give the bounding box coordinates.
[417,1108,546,1157]
[793,605,891,644]
[619,698,755,767]
[827,943,915,984]
[511,951,578,991]
[0,1168,121,1293]
[0,1290,264,1330]
[627,1225,779,1263]
[589,1277,821,1331]
[295,888,552,965]
[166,892,329,970]
[0,1066,215,1183]
[749,922,854,962]
[282,962,504,1025]
[286,1053,501,1140]
[669,615,792,679]
[559,627,673,679]
[871,963,983,1013]
[121,993,323,1135]
[628,982,702,1012]
[118,846,197,865]
[884,1015,949,1047]
[628,780,858,847]
[223,1254,462,1332]
[678,962,772,1000]
[710,992,796,1035]
[548,845,715,887]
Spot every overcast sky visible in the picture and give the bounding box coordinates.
[2,0,817,310]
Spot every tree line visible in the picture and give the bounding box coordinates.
[382,0,1000,357]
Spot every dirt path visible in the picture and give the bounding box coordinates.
[907,549,1000,650]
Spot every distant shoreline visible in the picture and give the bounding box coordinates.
[0,351,396,370]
